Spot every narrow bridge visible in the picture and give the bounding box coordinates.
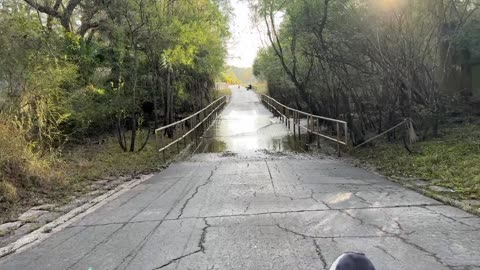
[1,86,479,270]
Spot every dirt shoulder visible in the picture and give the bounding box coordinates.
[350,123,480,215]
[0,137,180,248]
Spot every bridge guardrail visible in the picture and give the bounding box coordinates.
[155,96,227,160]
[261,94,348,156]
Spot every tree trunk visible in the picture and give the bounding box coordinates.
[117,117,127,152]
[164,69,174,138]
[152,64,160,130]
[129,112,136,152]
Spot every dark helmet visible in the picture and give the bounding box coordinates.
[329,253,376,270]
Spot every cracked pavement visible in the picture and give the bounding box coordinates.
[1,87,479,270]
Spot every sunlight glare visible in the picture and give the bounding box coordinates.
[328,192,353,204]
[224,110,259,151]
[377,0,405,11]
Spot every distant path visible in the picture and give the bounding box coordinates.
[1,86,479,270]
[198,86,291,154]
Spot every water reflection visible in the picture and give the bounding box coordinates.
[202,139,227,153]
[224,109,260,151]
[199,86,300,154]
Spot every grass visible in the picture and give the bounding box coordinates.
[0,181,18,203]
[62,136,166,183]
[214,88,232,99]
[354,124,480,202]
[253,83,268,95]
[0,126,180,223]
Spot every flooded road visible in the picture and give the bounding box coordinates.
[197,86,294,154]
[1,87,479,270]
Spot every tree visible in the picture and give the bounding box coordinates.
[251,0,479,144]
[0,0,230,152]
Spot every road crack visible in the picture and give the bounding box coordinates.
[276,224,390,240]
[313,239,327,269]
[151,250,201,269]
[352,192,373,206]
[422,206,480,230]
[394,235,455,270]
[264,160,277,196]
[151,218,211,269]
[340,210,397,237]
[374,245,398,261]
[243,191,257,213]
[177,166,218,219]
[199,218,210,253]
[113,176,196,270]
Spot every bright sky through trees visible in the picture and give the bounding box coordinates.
[226,0,263,67]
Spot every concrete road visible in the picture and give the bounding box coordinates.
[1,87,479,270]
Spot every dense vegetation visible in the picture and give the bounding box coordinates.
[0,0,230,214]
[251,0,480,204]
[222,66,257,85]
[251,0,480,144]
[357,124,480,200]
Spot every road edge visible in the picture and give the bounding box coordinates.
[0,173,155,259]
[343,156,480,216]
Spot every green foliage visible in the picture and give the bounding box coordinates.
[253,82,268,95]
[0,0,231,216]
[17,58,78,149]
[221,67,240,84]
[223,66,257,85]
[0,11,79,150]
[253,48,297,103]
[0,120,65,208]
[64,33,102,85]
[456,16,480,61]
[356,124,480,200]
[213,88,232,99]
[253,0,480,144]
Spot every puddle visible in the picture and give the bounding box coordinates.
[197,87,304,155]
[201,139,227,153]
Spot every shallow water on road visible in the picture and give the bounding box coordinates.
[2,89,478,270]
[197,86,300,154]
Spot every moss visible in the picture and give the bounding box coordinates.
[355,124,480,201]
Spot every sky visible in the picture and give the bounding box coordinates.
[226,0,264,68]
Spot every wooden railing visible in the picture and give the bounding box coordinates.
[155,96,227,160]
[261,94,348,155]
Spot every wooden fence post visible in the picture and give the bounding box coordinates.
[336,122,341,157]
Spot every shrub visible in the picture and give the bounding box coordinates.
[0,120,64,198]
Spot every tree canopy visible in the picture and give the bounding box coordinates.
[251,0,480,144]
[0,0,230,152]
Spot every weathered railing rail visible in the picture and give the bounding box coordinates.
[353,117,417,152]
[155,96,228,160]
[261,94,348,155]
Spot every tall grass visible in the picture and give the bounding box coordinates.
[0,120,170,222]
[0,121,64,203]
